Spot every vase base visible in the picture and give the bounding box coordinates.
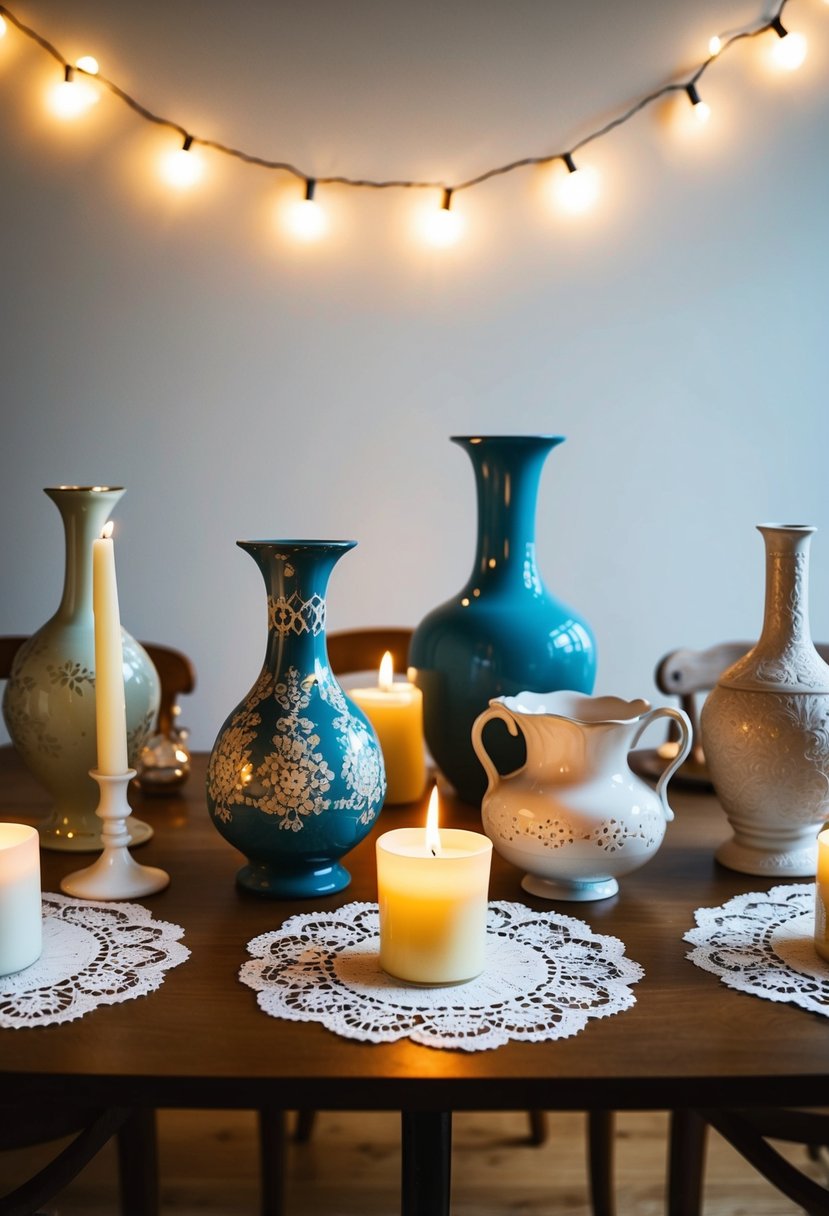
[39,815,153,853]
[716,836,817,877]
[521,873,619,903]
[237,861,352,899]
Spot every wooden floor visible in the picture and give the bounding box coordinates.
[1,1109,825,1214]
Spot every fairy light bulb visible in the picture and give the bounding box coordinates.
[75,55,99,76]
[769,18,807,70]
[554,154,600,215]
[50,65,98,119]
[708,35,722,56]
[287,179,328,241]
[685,82,711,124]
[423,188,463,247]
[0,16,7,38]
[162,134,203,189]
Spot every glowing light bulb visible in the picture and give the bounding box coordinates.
[686,83,711,124]
[553,154,600,215]
[50,67,98,119]
[0,16,7,37]
[708,35,722,56]
[769,19,807,70]
[161,135,203,189]
[287,179,327,241]
[423,188,463,247]
[75,55,99,75]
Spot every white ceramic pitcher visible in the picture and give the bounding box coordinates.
[471,691,692,901]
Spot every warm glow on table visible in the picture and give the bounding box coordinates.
[0,823,42,977]
[92,522,129,775]
[376,787,492,984]
[350,651,426,805]
[815,828,829,962]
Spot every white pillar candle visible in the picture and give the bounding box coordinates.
[376,787,492,984]
[92,522,129,775]
[815,828,829,962]
[350,652,426,805]
[0,824,42,976]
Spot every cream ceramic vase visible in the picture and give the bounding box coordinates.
[472,691,691,901]
[701,524,829,877]
[2,487,160,852]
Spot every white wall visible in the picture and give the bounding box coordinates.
[1,0,827,750]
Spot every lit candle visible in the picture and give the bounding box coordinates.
[815,828,829,962]
[350,651,426,805]
[376,786,492,984]
[0,824,42,977]
[92,522,129,775]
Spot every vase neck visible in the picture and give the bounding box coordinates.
[238,541,355,674]
[758,525,813,653]
[455,436,563,591]
[720,524,829,692]
[46,487,125,623]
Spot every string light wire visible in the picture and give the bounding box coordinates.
[0,0,803,202]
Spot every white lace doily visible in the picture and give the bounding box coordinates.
[0,892,190,1029]
[240,900,643,1052]
[685,883,829,1017]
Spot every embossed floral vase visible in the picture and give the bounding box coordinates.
[409,436,597,806]
[473,691,691,901]
[701,524,829,877]
[2,487,160,852]
[206,541,386,898]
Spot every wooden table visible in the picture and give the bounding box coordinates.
[1,749,827,1214]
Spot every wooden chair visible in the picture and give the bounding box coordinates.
[658,640,829,1216]
[270,628,617,1216]
[0,636,194,1216]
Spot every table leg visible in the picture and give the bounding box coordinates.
[401,1110,452,1216]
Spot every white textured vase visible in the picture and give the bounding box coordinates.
[701,524,829,876]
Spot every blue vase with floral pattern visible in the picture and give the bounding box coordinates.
[207,540,386,898]
[410,436,597,806]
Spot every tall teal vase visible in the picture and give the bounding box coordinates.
[409,436,596,805]
[206,541,386,898]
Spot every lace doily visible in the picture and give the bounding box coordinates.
[0,893,190,1029]
[240,900,643,1052]
[685,883,829,1017]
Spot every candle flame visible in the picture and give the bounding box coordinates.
[425,785,441,857]
[101,521,114,540]
[378,650,395,692]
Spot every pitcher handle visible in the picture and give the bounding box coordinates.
[630,706,693,823]
[471,703,520,795]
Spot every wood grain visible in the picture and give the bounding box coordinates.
[1,750,828,1114]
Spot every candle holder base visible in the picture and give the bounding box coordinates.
[60,770,169,901]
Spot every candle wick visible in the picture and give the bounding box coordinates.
[430,847,437,857]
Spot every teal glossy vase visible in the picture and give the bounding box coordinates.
[207,541,386,898]
[409,436,597,806]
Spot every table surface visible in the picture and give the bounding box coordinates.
[1,749,826,1113]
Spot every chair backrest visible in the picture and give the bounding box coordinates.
[655,640,829,744]
[326,627,413,678]
[0,636,195,738]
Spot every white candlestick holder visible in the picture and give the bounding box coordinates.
[61,770,169,900]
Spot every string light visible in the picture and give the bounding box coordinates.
[685,82,711,124]
[161,133,203,188]
[50,64,98,120]
[0,0,819,247]
[553,153,600,215]
[286,178,328,241]
[422,188,463,247]
[768,16,807,69]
